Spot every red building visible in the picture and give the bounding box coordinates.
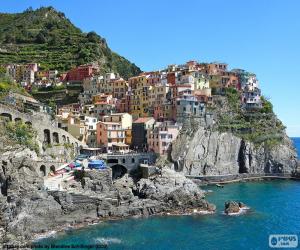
[64,64,99,82]
[167,72,176,85]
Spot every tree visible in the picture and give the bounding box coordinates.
[48,98,57,119]
[260,96,273,113]
[36,29,49,44]
[36,32,47,43]
[86,31,100,43]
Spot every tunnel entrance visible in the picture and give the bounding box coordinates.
[40,165,46,177]
[53,132,59,144]
[0,113,12,122]
[50,165,56,174]
[44,129,51,144]
[14,117,22,123]
[111,164,127,180]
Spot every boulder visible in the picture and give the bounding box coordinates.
[224,201,245,214]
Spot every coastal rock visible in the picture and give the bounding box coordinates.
[171,127,298,176]
[224,201,247,215]
[0,150,214,246]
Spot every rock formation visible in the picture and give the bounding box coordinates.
[171,127,298,176]
[0,149,215,246]
[224,201,248,215]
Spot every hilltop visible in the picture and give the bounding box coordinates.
[0,6,141,79]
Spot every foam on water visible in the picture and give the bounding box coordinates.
[95,237,122,245]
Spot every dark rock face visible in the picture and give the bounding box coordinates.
[224,201,247,214]
[171,127,298,176]
[0,150,214,245]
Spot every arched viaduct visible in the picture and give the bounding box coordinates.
[0,103,86,153]
[105,152,156,179]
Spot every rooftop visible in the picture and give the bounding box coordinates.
[133,117,154,123]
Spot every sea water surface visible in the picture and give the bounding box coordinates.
[38,138,300,250]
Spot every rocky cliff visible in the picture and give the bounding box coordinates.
[170,94,298,176]
[0,147,214,246]
[171,127,297,176]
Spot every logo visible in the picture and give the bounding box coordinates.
[269,235,298,248]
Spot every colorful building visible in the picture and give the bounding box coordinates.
[96,113,132,148]
[131,117,155,151]
[147,121,181,155]
[64,63,99,83]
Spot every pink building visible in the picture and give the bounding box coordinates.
[147,121,181,155]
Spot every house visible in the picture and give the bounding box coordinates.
[242,87,262,110]
[6,63,38,84]
[129,75,151,119]
[207,62,228,75]
[147,121,181,155]
[64,63,99,83]
[84,116,98,146]
[131,117,155,151]
[175,90,206,122]
[79,76,101,104]
[112,78,128,99]
[96,113,132,149]
[92,94,117,118]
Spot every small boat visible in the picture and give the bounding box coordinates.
[216,184,224,188]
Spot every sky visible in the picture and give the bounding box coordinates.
[1,0,300,136]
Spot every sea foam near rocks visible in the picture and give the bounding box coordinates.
[95,237,122,245]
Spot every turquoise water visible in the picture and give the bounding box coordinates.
[37,181,300,249]
[37,138,300,249]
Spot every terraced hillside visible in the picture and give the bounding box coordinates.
[0,6,141,79]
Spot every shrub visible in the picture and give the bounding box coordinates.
[5,121,39,154]
[260,96,273,113]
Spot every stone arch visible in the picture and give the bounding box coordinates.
[52,132,59,144]
[62,135,66,143]
[111,164,127,180]
[50,165,56,174]
[25,121,32,127]
[0,113,12,122]
[39,165,46,177]
[14,117,22,123]
[44,129,51,144]
[67,137,70,143]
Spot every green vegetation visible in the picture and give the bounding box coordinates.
[0,7,141,78]
[5,121,39,153]
[216,90,285,148]
[260,96,273,113]
[225,87,241,112]
[32,84,66,93]
[0,76,29,99]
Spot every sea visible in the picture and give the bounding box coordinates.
[36,138,300,250]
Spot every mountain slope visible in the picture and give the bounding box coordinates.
[0,6,141,79]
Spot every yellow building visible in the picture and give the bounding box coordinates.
[129,75,150,119]
[112,78,128,99]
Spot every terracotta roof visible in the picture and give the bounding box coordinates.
[133,117,154,123]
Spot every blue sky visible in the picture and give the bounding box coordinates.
[1,0,300,136]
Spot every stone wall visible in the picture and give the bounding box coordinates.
[0,103,86,154]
